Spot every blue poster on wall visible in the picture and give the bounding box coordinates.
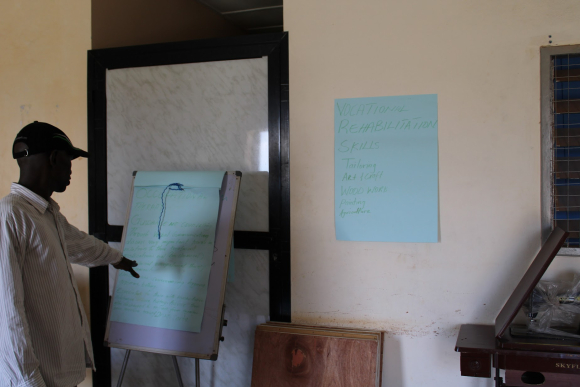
[334,94,438,242]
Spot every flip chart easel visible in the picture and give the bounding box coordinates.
[105,171,241,386]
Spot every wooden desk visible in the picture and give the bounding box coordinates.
[455,229,580,386]
[456,324,580,386]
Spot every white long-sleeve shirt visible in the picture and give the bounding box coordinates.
[0,183,122,387]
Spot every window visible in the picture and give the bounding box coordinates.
[541,45,580,254]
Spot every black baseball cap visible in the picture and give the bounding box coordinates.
[13,121,89,160]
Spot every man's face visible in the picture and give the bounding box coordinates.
[50,150,73,193]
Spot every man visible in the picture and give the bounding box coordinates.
[0,122,139,387]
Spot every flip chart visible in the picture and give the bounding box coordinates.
[334,94,438,242]
[110,172,223,332]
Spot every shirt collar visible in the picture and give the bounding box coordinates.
[10,183,60,213]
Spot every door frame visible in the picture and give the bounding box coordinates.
[87,32,290,385]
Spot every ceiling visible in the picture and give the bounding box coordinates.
[196,0,283,33]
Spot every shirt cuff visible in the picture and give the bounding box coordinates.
[112,254,124,266]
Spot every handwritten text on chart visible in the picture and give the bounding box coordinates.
[110,186,220,332]
[334,94,439,242]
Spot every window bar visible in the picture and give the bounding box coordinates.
[567,54,572,246]
[552,54,558,244]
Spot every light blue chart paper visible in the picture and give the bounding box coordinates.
[335,94,438,242]
[110,172,223,332]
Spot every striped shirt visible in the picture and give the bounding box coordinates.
[0,184,122,387]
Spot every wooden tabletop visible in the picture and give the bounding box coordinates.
[456,324,580,359]
[455,324,497,353]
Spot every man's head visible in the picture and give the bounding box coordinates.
[13,121,89,198]
[13,121,89,161]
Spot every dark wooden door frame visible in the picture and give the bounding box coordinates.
[87,33,289,386]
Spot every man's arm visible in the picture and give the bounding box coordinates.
[60,213,139,277]
[0,216,47,387]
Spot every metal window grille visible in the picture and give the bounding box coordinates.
[551,52,580,248]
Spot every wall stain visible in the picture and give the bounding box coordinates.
[293,314,461,339]
[20,105,31,126]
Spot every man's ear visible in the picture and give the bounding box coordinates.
[49,150,59,167]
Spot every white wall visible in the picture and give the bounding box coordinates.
[285,1,580,385]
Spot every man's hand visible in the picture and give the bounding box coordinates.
[113,257,140,278]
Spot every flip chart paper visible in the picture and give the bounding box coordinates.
[335,94,438,242]
[110,182,221,332]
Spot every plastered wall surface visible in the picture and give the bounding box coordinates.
[285,1,580,386]
[0,1,92,385]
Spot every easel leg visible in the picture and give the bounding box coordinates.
[494,353,503,387]
[116,350,132,387]
[171,356,185,387]
[195,358,200,387]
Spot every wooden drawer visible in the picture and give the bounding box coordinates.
[498,355,580,375]
[506,369,580,386]
[460,353,491,378]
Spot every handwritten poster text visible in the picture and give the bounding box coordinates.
[110,185,220,332]
[334,94,438,242]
